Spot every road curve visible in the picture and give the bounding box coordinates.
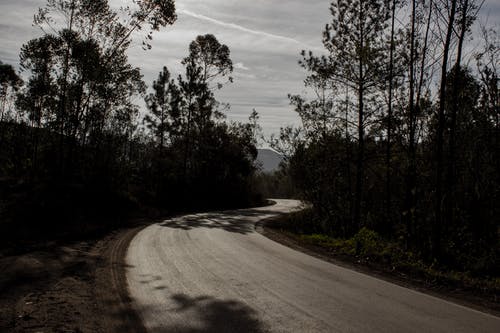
[126,199,499,332]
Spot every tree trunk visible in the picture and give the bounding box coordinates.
[417,0,433,102]
[385,0,396,235]
[354,6,366,232]
[445,0,469,230]
[405,0,417,249]
[58,0,76,180]
[435,0,458,259]
[345,87,353,237]
[355,69,364,231]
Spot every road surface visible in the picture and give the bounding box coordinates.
[126,199,499,332]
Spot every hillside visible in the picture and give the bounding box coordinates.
[256,149,283,173]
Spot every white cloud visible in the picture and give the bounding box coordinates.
[2,0,499,139]
[178,8,320,52]
[234,62,250,71]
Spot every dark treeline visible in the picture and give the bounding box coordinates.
[272,0,499,275]
[0,0,261,243]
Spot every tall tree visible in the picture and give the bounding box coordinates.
[435,0,458,258]
[182,34,233,131]
[445,0,480,228]
[17,0,177,180]
[0,61,23,122]
[322,0,390,229]
[385,0,398,234]
[404,0,418,247]
[178,34,233,181]
[144,66,183,148]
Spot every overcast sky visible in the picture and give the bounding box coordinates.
[1,0,499,138]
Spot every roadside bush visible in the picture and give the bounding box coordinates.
[282,208,324,235]
[352,227,384,257]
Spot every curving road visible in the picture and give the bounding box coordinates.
[126,199,500,332]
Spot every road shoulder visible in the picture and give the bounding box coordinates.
[0,225,147,332]
[256,216,500,318]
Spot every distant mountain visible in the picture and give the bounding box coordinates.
[256,148,283,173]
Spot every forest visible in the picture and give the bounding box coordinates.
[269,0,499,279]
[0,0,498,282]
[0,0,262,245]
[1,2,499,332]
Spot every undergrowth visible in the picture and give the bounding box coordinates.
[270,210,500,296]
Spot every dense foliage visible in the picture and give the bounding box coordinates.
[0,1,261,243]
[274,0,499,275]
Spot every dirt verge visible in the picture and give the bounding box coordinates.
[0,224,147,332]
[256,216,500,317]
[93,226,147,333]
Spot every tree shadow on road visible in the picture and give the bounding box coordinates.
[158,209,283,235]
[148,293,267,333]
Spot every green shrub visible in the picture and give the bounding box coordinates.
[352,227,384,257]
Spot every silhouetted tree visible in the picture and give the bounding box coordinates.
[435,0,458,258]
[178,34,233,182]
[384,0,397,234]
[0,61,23,122]
[16,0,176,181]
[0,61,23,170]
[144,66,183,148]
[444,0,480,238]
[298,0,391,229]
[140,34,261,209]
[277,0,498,275]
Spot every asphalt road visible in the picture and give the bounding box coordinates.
[126,199,500,332]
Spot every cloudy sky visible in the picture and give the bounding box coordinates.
[1,0,499,138]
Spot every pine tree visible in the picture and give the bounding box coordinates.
[323,0,390,229]
[144,67,183,148]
